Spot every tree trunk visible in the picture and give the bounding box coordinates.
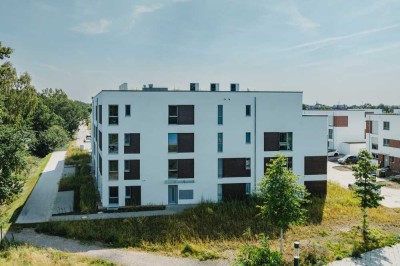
[363,207,367,242]
[280,228,283,253]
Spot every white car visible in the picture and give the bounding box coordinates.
[328,149,339,157]
[84,135,91,142]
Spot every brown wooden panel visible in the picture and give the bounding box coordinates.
[178,133,194,153]
[178,105,194,125]
[223,158,251,177]
[124,160,140,180]
[222,183,247,201]
[366,120,372,134]
[304,156,327,175]
[378,154,384,167]
[264,132,280,151]
[125,133,140,154]
[178,159,194,178]
[389,139,400,149]
[125,186,141,206]
[390,157,400,172]
[304,181,327,195]
[333,116,348,127]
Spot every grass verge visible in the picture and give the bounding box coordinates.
[0,154,51,232]
[35,182,400,263]
[0,242,115,266]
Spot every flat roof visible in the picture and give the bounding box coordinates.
[93,89,303,98]
[343,141,366,144]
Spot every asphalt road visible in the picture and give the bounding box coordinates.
[16,151,66,224]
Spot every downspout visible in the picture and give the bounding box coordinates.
[254,96,257,192]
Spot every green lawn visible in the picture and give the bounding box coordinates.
[36,182,400,264]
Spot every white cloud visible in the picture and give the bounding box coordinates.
[286,5,319,32]
[359,42,400,55]
[72,19,111,34]
[285,23,400,50]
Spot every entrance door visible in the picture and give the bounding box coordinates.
[168,185,178,205]
[384,155,389,167]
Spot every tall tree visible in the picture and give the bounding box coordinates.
[258,155,309,253]
[352,149,384,242]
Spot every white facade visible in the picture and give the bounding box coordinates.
[366,114,400,171]
[92,89,328,208]
[303,109,382,155]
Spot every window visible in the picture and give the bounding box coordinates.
[383,139,390,147]
[99,105,102,124]
[245,183,251,195]
[125,186,141,206]
[99,131,102,151]
[279,132,293,151]
[98,154,102,175]
[179,190,194,200]
[125,105,131,116]
[383,121,390,130]
[109,105,118,125]
[168,160,178,178]
[95,105,98,122]
[328,129,333,139]
[218,133,223,152]
[108,134,118,154]
[245,158,251,170]
[124,160,130,172]
[218,159,223,178]
[109,187,118,205]
[168,133,178,152]
[246,105,251,116]
[246,132,251,144]
[168,133,194,153]
[124,133,130,146]
[371,137,378,150]
[169,106,178,124]
[218,105,223,125]
[168,105,194,125]
[372,153,378,159]
[109,160,118,180]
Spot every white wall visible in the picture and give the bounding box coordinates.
[92,90,327,207]
[339,142,366,155]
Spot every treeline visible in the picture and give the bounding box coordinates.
[0,42,90,203]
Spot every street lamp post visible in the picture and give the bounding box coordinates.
[294,241,300,266]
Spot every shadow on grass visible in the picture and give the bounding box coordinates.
[306,194,327,224]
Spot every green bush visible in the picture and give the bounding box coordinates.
[235,235,282,266]
[80,182,97,213]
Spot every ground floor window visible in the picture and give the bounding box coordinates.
[109,186,118,205]
[125,186,141,206]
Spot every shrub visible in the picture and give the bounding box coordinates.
[235,235,282,266]
[64,147,90,165]
[80,182,97,213]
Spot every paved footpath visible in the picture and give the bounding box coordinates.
[328,243,400,266]
[16,151,66,224]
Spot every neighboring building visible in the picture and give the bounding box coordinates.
[91,84,328,208]
[303,109,382,155]
[394,109,400,114]
[119,83,128,90]
[366,114,400,173]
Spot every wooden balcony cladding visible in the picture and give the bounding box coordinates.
[222,158,251,177]
[304,180,327,195]
[178,105,194,125]
[304,156,327,175]
[333,116,348,127]
[124,133,140,154]
[264,132,280,151]
[178,133,194,153]
[366,120,372,134]
[389,139,400,149]
[124,160,140,180]
[178,159,194,178]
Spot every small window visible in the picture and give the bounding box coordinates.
[246,105,251,116]
[124,160,130,172]
[245,158,251,170]
[109,105,118,125]
[218,159,223,178]
[124,133,130,146]
[109,186,119,205]
[217,133,223,152]
[218,105,223,125]
[383,139,390,147]
[169,106,178,124]
[179,190,194,200]
[125,105,131,116]
[279,132,293,151]
[372,153,378,159]
[245,183,251,195]
[168,133,178,152]
[168,160,178,178]
[246,132,251,144]
[383,121,390,130]
[109,160,118,180]
[328,129,333,139]
[108,134,118,154]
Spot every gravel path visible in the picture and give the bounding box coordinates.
[10,228,231,266]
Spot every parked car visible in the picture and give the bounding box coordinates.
[84,135,91,142]
[338,155,358,164]
[328,149,339,157]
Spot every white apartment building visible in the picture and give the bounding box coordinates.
[91,84,328,208]
[303,109,382,155]
[366,114,400,173]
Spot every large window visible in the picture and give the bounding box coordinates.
[168,105,194,125]
[383,121,390,130]
[168,159,194,179]
[124,133,140,154]
[109,160,118,180]
[246,132,251,144]
[168,133,178,152]
[108,134,118,154]
[383,139,390,147]
[109,105,118,125]
[168,160,178,178]
[279,132,293,151]
[246,105,251,116]
[168,133,194,153]
[109,187,118,205]
[328,129,333,140]
[371,137,378,150]
[218,133,223,152]
[218,105,223,125]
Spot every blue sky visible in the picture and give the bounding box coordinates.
[1,0,399,105]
